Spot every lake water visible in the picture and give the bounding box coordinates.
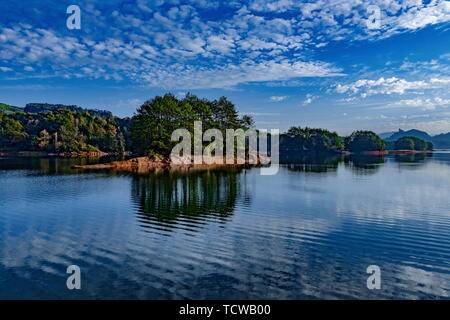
[0,153,449,299]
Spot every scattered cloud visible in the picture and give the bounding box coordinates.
[394,97,450,110]
[0,22,342,89]
[393,0,450,30]
[0,1,448,89]
[335,77,450,97]
[0,0,449,134]
[142,59,342,89]
[269,95,288,102]
[302,94,315,105]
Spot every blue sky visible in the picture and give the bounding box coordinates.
[1,0,450,135]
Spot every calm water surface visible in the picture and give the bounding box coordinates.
[0,153,450,299]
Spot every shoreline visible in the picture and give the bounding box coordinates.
[387,150,434,154]
[0,149,435,158]
[349,150,434,156]
[71,155,270,173]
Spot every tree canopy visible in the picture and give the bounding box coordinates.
[2,96,417,158]
[281,127,344,154]
[0,109,127,153]
[130,93,254,157]
[344,131,386,152]
[393,136,433,151]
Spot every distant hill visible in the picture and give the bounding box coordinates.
[386,129,433,142]
[383,129,450,149]
[378,131,395,139]
[24,103,113,118]
[0,103,23,114]
[432,132,450,149]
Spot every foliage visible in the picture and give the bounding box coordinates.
[130,93,254,157]
[344,131,386,152]
[7,96,432,158]
[0,109,126,153]
[132,170,240,220]
[281,127,344,153]
[0,103,23,114]
[0,113,28,149]
[394,136,433,151]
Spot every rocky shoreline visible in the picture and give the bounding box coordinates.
[72,154,271,173]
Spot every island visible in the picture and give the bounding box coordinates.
[0,94,436,173]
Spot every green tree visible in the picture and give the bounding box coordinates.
[0,108,127,153]
[394,136,433,151]
[0,113,28,149]
[344,131,386,152]
[394,136,414,150]
[283,127,344,153]
[130,94,253,157]
[131,94,191,156]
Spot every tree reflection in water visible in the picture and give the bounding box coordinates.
[284,153,343,173]
[394,152,433,164]
[131,168,246,233]
[344,154,385,175]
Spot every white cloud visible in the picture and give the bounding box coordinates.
[206,35,235,54]
[0,1,449,89]
[394,0,450,30]
[0,20,344,89]
[142,59,342,89]
[249,0,296,13]
[335,77,450,97]
[0,67,13,72]
[269,95,288,102]
[302,93,315,105]
[395,97,450,110]
[249,0,450,40]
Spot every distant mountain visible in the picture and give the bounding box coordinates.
[432,132,450,149]
[0,103,23,114]
[382,129,450,150]
[385,129,433,142]
[24,103,113,118]
[378,131,395,139]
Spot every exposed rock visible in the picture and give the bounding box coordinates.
[72,154,272,173]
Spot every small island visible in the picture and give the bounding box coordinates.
[389,136,434,153]
[0,94,435,173]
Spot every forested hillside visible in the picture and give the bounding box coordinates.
[0,109,129,153]
[1,96,448,156]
